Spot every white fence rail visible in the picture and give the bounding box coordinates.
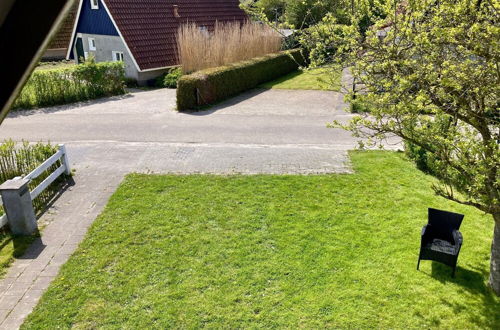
[0,144,70,229]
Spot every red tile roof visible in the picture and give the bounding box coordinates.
[48,2,78,50]
[104,0,248,70]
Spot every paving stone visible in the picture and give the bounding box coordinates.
[39,265,60,278]
[0,278,16,293]
[49,253,70,266]
[26,259,50,272]
[0,310,9,324]
[3,282,31,296]
[0,295,21,310]
[0,317,23,330]
[20,290,43,305]
[15,271,39,284]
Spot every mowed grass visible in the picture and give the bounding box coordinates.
[23,152,499,328]
[260,67,341,91]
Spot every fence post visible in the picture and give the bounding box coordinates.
[0,177,37,235]
[59,144,71,175]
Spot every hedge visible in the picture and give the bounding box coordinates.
[177,49,306,111]
[13,60,126,110]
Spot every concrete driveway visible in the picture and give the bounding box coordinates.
[0,86,384,328]
[0,87,364,174]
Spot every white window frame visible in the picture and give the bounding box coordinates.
[90,0,99,10]
[88,38,96,51]
[112,51,124,62]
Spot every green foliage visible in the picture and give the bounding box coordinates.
[245,0,385,30]
[404,141,433,174]
[333,0,499,216]
[348,95,372,113]
[22,152,499,328]
[0,140,67,214]
[325,0,500,293]
[163,67,183,88]
[13,59,126,110]
[176,49,305,110]
[124,77,138,88]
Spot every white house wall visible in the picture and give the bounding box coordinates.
[74,33,138,80]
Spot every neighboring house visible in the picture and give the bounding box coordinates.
[43,3,78,60]
[67,0,247,85]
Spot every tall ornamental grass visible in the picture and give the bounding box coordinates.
[13,60,125,110]
[0,140,67,215]
[177,21,283,73]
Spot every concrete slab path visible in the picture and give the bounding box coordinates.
[0,82,399,328]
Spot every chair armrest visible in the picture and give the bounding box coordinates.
[420,225,431,246]
[422,224,433,238]
[452,230,463,246]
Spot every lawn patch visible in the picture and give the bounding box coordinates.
[260,67,341,91]
[23,152,499,328]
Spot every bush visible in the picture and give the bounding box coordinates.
[404,141,434,174]
[349,96,372,113]
[177,49,305,110]
[0,140,67,214]
[124,77,138,88]
[163,68,183,88]
[13,59,126,110]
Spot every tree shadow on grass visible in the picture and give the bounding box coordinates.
[429,262,500,328]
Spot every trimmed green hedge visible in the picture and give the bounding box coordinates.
[177,49,305,111]
[13,60,125,110]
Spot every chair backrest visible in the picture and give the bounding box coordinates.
[428,208,464,240]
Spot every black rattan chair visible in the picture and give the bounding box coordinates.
[417,208,464,277]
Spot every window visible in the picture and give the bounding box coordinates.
[90,0,98,10]
[112,51,124,62]
[88,38,96,51]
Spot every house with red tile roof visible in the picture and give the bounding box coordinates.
[67,0,247,85]
[43,3,79,60]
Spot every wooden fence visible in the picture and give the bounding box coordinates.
[0,144,70,229]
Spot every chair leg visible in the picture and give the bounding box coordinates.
[452,265,456,278]
[417,258,421,270]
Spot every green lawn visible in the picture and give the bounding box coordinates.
[23,152,499,328]
[260,67,341,91]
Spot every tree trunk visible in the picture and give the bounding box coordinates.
[490,215,500,296]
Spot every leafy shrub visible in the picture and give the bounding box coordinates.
[177,49,305,110]
[163,68,183,88]
[349,96,372,113]
[13,59,125,110]
[124,77,138,88]
[0,140,67,214]
[404,141,434,174]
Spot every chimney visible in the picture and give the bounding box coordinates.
[173,5,180,18]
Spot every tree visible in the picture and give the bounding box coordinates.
[244,0,353,28]
[312,0,500,294]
